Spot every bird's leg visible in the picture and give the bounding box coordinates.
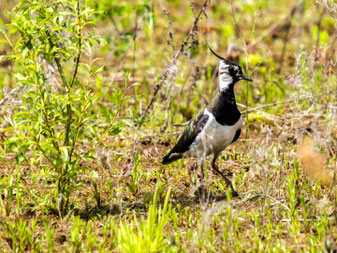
[198,158,205,203]
[188,162,198,188]
[211,153,239,197]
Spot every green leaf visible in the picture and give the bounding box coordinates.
[89,170,98,178]
[98,103,111,122]
[16,153,25,165]
[108,126,121,136]
[0,39,9,44]
[0,17,6,36]
[0,55,8,63]
[93,65,106,75]
[60,147,69,162]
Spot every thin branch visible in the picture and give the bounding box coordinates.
[230,0,250,139]
[132,9,138,78]
[69,0,82,89]
[240,87,337,115]
[39,88,61,156]
[109,16,121,35]
[46,30,68,89]
[139,0,209,127]
[314,8,326,67]
[296,0,305,53]
[318,0,337,22]
[64,0,81,148]
[246,0,304,50]
[278,4,297,74]
[240,99,299,115]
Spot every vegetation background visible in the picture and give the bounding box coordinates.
[0,0,336,251]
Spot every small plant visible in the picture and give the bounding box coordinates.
[116,184,172,253]
[42,217,55,253]
[1,218,40,252]
[89,171,101,208]
[1,0,122,215]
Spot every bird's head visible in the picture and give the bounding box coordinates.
[209,46,253,92]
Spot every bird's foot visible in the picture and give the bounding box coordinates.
[194,184,206,204]
[230,189,239,198]
[225,181,240,198]
[188,163,198,172]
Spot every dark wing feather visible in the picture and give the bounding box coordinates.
[231,129,241,144]
[162,110,209,164]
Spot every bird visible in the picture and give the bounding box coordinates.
[162,46,252,197]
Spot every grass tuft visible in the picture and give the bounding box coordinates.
[297,138,333,186]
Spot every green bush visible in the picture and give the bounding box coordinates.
[0,0,122,216]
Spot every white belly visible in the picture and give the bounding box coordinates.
[185,109,242,158]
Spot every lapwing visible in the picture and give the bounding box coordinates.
[162,47,252,197]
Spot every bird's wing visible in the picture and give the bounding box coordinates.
[162,109,209,164]
[231,129,241,144]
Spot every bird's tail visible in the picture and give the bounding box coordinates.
[161,152,182,165]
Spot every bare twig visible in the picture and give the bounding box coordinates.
[278,4,298,74]
[139,0,209,127]
[241,87,337,114]
[159,1,175,54]
[318,0,337,22]
[158,1,176,131]
[314,8,326,67]
[296,0,305,53]
[0,85,22,107]
[241,99,300,115]
[230,0,250,139]
[69,0,82,89]
[109,16,121,35]
[47,34,68,89]
[132,10,138,78]
[247,0,304,50]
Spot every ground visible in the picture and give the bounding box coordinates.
[0,0,337,252]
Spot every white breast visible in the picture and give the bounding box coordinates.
[185,109,242,159]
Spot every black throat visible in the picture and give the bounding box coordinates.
[207,85,241,126]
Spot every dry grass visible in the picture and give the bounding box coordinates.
[297,137,335,186]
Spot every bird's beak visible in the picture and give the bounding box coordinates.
[241,74,253,82]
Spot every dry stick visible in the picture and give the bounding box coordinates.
[109,16,121,35]
[328,32,337,65]
[241,99,301,115]
[0,85,22,107]
[246,0,304,50]
[159,1,176,131]
[278,4,298,74]
[296,0,305,53]
[251,0,261,36]
[139,0,209,127]
[132,11,138,79]
[241,87,337,115]
[230,0,250,141]
[318,0,337,22]
[314,8,326,67]
[47,35,68,89]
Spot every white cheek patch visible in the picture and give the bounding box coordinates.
[219,75,232,92]
[218,60,233,92]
